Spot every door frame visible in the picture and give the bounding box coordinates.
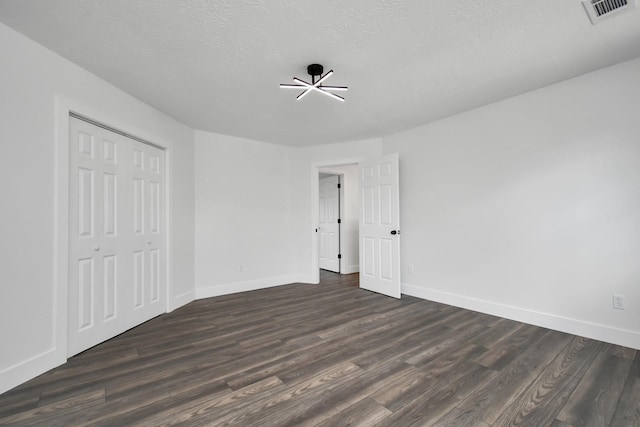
[54,96,173,362]
[310,157,364,284]
[318,173,342,273]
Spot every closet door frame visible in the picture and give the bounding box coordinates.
[54,98,173,364]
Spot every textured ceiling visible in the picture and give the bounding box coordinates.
[1,0,640,146]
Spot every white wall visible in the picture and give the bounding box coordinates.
[319,165,360,274]
[194,131,295,297]
[0,23,195,394]
[288,139,383,283]
[193,135,381,294]
[384,57,640,349]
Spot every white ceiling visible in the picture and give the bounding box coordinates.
[1,0,640,147]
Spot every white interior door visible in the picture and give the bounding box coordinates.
[319,175,340,272]
[68,116,165,356]
[359,153,401,298]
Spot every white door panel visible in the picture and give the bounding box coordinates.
[129,139,165,326]
[319,175,340,272]
[69,117,165,356]
[359,153,401,298]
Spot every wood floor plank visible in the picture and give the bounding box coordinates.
[224,339,341,390]
[456,329,573,425]
[222,305,426,390]
[105,363,218,402]
[404,322,489,368]
[599,350,640,427]
[427,408,491,427]
[609,375,640,427]
[473,324,549,371]
[0,388,105,426]
[606,343,637,360]
[470,311,503,328]
[251,359,413,427]
[550,419,575,427]
[203,361,365,426]
[105,376,283,427]
[0,271,638,426]
[27,344,226,406]
[373,360,497,427]
[7,347,140,397]
[350,317,457,370]
[556,351,633,426]
[72,377,232,426]
[492,336,604,426]
[372,342,488,412]
[471,317,524,349]
[315,397,392,427]
[0,392,39,420]
[316,303,437,340]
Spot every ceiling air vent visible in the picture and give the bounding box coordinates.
[582,0,636,24]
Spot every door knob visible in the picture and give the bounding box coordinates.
[147,241,152,245]
[94,245,101,251]
[390,230,400,235]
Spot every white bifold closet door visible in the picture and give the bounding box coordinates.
[68,116,165,356]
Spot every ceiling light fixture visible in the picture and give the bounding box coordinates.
[280,64,348,102]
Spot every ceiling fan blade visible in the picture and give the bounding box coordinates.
[318,85,348,91]
[313,70,333,87]
[296,87,313,100]
[293,77,312,87]
[315,87,345,102]
[280,84,306,89]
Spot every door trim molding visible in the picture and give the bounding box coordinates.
[54,96,173,361]
[69,111,164,149]
[318,174,341,273]
[310,158,364,284]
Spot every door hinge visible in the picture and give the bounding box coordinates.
[337,218,341,224]
[337,183,341,189]
[338,254,342,259]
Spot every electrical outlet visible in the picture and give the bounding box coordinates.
[613,294,625,310]
[408,264,415,275]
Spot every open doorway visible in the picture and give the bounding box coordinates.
[311,155,401,297]
[317,164,360,277]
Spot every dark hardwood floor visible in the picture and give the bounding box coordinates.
[1,271,638,426]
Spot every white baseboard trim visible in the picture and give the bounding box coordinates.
[288,274,315,284]
[402,283,640,351]
[195,275,304,299]
[296,274,318,285]
[0,348,62,395]
[342,265,359,274]
[169,289,195,312]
